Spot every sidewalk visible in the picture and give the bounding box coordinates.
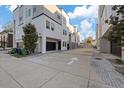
[91,50,124,87]
[0,48,11,51]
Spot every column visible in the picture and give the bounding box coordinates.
[42,36,46,53]
[56,41,58,51]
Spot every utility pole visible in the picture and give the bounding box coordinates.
[0,36,2,47]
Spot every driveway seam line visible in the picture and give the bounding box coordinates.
[39,71,61,88]
[86,55,94,88]
[0,65,24,88]
[86,67,91,88]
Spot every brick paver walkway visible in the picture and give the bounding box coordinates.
[91,52,124,88]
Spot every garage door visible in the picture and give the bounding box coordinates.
[46,42,56,51]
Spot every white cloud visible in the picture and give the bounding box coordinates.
[86,30,96,39]
[80,20,92,32]
[79,19,96,40]
[5,5,17,12]
[68,5,98,19]
[9,5,18,12]
[0,25,3,32]
[67,5,98,40]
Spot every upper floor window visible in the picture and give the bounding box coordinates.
[25,8,31,18]
[25,10,28,18]
[46,20,50,29]
[28,9,31,17]
[63,17,66,25]
[57,15,60,19]
[33,7,36,15]
[63,29,67,36]
[63,30,64,35]
[51,23,54,31]
[19,16,23,22]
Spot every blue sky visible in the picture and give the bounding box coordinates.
[0,5,98,40]
[59,5,98,40]
[0,6,13,27]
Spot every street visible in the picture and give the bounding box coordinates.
[0,48,124,88]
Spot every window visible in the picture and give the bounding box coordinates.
[63,17,66,25]
[51,23,54,31]
[33,7,36,15]
[19,16,23,22]
[57,15,60,19]
[63,30,64,35]
[28,9,31,17]
[25,10,28,18]
[26,9,31,18]
[65,30,67,35]
[46,20,50,29]
[63,29,67,35]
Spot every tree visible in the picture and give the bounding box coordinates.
[3,22,13,32]
[86,37,93,44]
[105,5,124,46]
[22,23,38,54]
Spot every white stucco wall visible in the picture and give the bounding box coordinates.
[13,5,69,53]
[97,5,112,53]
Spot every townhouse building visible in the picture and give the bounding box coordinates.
[97,5,122,57]
[13,5,81,53]
[0,30,13,48]
[13,5,71,53]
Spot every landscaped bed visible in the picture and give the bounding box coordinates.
[108,58,124,75]
[108,58,124,64]
[9,48,28,58]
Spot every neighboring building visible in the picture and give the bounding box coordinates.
[79,42,84,48]
[76,31,81,47]
[96,23,99,50]
[97,5,111,54]
[97,5,121,57]
[68,25,80,49]
[13,5,72,53]
[0,22,13,48]
[0,30,13,48]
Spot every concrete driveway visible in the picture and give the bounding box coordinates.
[0,48,123,88]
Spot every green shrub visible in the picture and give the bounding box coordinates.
[10,48,28,58]
[10,48,17,54]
